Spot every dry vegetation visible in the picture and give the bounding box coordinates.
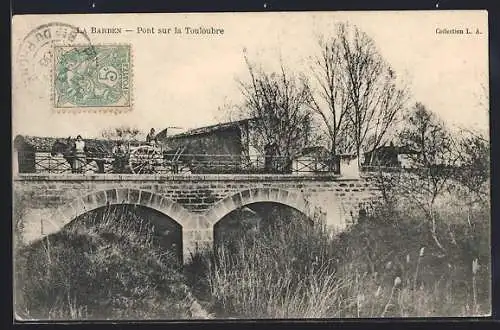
[186,197,490,318]
[14,206,192,320]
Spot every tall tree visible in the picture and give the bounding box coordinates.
[308,23,408,163]
[238,52,315,167]
[306,32,351,155]
[455,78,490,203]
[395,103,460,251]
[454,128,490,205]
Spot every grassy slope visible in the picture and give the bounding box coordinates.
[14,207,191,320]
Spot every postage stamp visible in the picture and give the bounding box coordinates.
[52,44,132,111]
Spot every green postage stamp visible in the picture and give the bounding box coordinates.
[53,44,131,112]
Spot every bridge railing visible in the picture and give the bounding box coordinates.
[14,151,342,175]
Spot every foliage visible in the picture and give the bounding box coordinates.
[238,52,316,160]
[101,126,141,143]
[14,196,490,319]
[391,103,462,251]
[187,198,490,318]
[398,102,457,168]
[453,129,490,204]
[14,206,190,320]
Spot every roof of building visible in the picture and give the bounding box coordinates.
[367,144,420,155]
[158,118,255,141]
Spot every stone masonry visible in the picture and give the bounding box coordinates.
[13,173,381,263]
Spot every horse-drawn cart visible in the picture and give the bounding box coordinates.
[126,144,187,174]
[38,137,190,174]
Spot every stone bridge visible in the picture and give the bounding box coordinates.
[13,173,381,262]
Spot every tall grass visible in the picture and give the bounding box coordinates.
[187,200,490,318]
[207,221,341,318]
[14,205,191,320]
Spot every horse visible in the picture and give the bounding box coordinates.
[51,138,106,173]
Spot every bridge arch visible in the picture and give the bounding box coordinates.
[204,188,325,227]
[51,188,193,231]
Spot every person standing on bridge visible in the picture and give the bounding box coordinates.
[112,140,128,173]
[146,128,158,147]
[73,135,86,173]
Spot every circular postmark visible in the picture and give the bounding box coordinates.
[16,22,94,87]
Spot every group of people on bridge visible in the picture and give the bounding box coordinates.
[67,128,159,173]
[60,128,338,175]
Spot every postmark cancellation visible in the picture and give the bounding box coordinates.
[52,44,132,113]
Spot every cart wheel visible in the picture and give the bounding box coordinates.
[128,145,163,174]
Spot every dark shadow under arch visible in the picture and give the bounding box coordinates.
[213,201,313,252]
[205,188,321,229]
[66,204,183,264]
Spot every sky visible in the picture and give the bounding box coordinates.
[12,11,489,139]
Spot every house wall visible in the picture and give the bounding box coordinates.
[163,127,243,156]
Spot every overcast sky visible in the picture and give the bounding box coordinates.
[12,11,488,139]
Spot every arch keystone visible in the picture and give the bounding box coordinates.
[128,189,140,205]
[116,188,129,204]
[140,190,153,206]
[254,188,270,201]
[95,190,107,206]
[105,189,118,205]
[269,188,280,201]
[231,192,243,209]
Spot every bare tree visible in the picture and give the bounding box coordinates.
[455,79,490,203]
[394,103,460,251]
[238,52,315,168]
[306,32,351,155]
[454,128,490,204]
[308,23,408,163]
[101,126,141,142]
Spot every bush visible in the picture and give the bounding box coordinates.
[187,198,490,318]
[14,205,191,320]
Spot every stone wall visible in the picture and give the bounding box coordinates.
[13,173,381,262]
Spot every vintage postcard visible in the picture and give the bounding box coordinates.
[12,11,490,320]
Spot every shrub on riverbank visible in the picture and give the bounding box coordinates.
[14,206,191,320]
[188,199,490,318]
